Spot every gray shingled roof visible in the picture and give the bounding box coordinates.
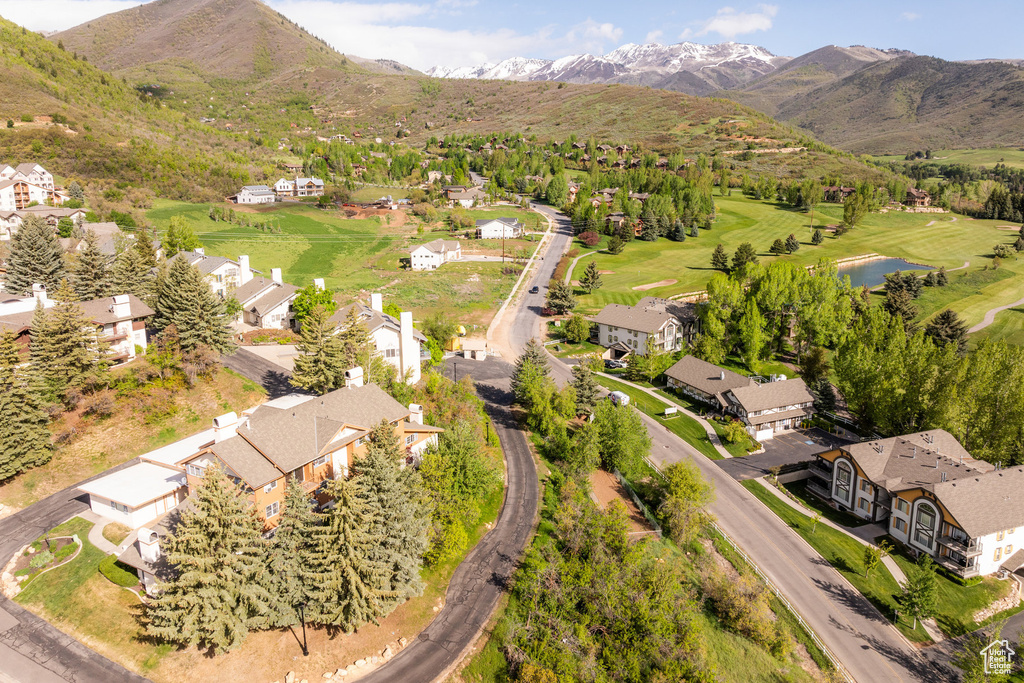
[250,282,298,317]
[179,251,236,275]
[475,217,522,228]
[636,297,698,324]
[232,276,277,305]
[78,294,154,324]
[414,238,460,256]
[842,430,987,492]
[329,303,427,343]
[727,379,813,413]
[591,303,675,334]
[931,467,1024,538]
[664,356,752,396]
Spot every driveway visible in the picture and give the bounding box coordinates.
[717,428,855,480]
[220,347,296,397]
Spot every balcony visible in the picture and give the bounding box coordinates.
[935,553,981,578]
[805,478,831,500]
[938,535,983,557]
[808,460,833,479]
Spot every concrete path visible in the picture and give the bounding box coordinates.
[563,248,602,285]
[79,510,119,555]
[593,372,734,458]
[968,295,1024,333]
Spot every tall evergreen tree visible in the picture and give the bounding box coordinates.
[145,467,275,653]
[732,242,759,272]
[336,306,373,371]
[152,257,234,355]
[510,338,549,407]
[936,267,948,286]
[925,309,969,355]
[0,332,51,481]
[134,226,158,267]
[785,233,800,253]
[30,285,106,403]
[267,478,319,627]
[579,260,603,293]
[769,238,786,256]
[5,215,67,296]
[811,228,824,245]
[71,230,110,301]
[356,420,430,611]
[711,243,729,271]
[291,304,346,395]
[545,280,577,314]
[110,239,151,301]
[308,476,390,631]
[571,362,600,415]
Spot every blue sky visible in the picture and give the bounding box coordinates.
[2,0,1022,70]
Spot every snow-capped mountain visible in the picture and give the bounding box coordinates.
[425,41,792,95]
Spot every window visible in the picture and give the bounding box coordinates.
[914,503,937,549]
[997,530,1006,542]
[1007,545,1014,556]
[109,501,129,513]
[264,480,277,494]
[290,467,304,482]
[994,547,1003,562]
[858,498,871,512]
[186,464,205,477]
[893,517,907,532]
[860,480,872,494]
[354,438,364,447]
[313,454,329,467]
[384,348,399,358]
[895,498,910,514]
[833,462,852,503]
[265,502,280,519]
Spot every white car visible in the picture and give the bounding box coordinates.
[608,391,630,407]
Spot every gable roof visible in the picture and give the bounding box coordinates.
[179,251,237,275]
[328,302,427,342]
[250,282,298,317]
[413,238,460,256]
[232,276,278,305]
[727,378,813,413]
[591,301,677,334]
[931,466,1024,538]
[204,435,284,488]
[664,356,752,398]
[15,163,45,176]
[475,217,522,228]
[635,297,698,324]
[78,294,155,324]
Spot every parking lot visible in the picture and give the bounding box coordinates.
[716,427,855,481]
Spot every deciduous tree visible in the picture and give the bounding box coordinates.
[292,284,336,325]
[563,313,591,343]
[660,460,714,547]
[163,215,201,256]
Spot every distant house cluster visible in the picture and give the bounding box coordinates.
[0,163,69,212]
[444,185,487,208]
[273,176,325,198]
[809,430,1024,578]
[0,205,87,240]
[590,297,700,358]
[664,355,814,441]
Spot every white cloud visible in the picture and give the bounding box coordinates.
[645,29,664,44]
[900,11,921,21]
[0,0,150,32]
[695,4,779,40]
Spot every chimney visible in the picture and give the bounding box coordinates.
[719,370,725,381]
[271,268,282,284]
[138,527,162,564]
[32,283,47,306]
[345,366,364,388]
[313,278,325,291]
[110,294,130,319]
[400,311,421,385]
[239,255,252,285]
[370,292,383,312]
[195,247,205,256]
[409,403,424,425]
[213,412,238,442]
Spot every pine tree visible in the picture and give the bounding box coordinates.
[785,233,800,253]
[291,304,346,395]
[71,230,110,301]
[308,476,390,631]
[689,225,699,238]
[925,309,969,355]
[145,467,275,653]
[152,257,234,355]
[936,267,948,286]
[673,220,687,242]
[732,242,758,272]
[0,332,52,481]
[579,260,603,293]
[134,226,157,267]
[267,478,319,627]
[30,285,106,403]
[355,420,430,612]
[812,376,837,414]
[811,228,824,245]
[711,244,729,271]
[545,280,577,314]
[511,339,550,407]
[606,234,625,255]
[769,238,786,256]
[923,271,938,287]
[110,240,151,301]
[571,362,599,415]
[336,307,373,371]
[5,215,67,296]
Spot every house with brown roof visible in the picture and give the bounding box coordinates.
[665,355,752,409]
[590,297,699,358]
[905,188,931,207]
[176,371,442,530]
[808,430,1024,578]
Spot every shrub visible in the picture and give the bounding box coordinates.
[20,114,33,122]
[29,550,54,569]
[99,554,139,587]
[579,231,600,247]
[81,392,116,418]
[54,542,77,561]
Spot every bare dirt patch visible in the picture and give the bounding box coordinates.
[588,470,650,534]
[632,279,677,291]
[598,270,615,275]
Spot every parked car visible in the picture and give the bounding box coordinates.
[608,391,630,406]
[604,359,627,369]
[529,285,540,294]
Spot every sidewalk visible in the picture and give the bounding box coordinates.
[79,510,119,555]
[594,372,734,459]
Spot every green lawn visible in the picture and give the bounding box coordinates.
[782,480,870,528]
[568,195,1020,321]
[596,375,725,460]
[348,186,411,201]
[873,148,1024,170]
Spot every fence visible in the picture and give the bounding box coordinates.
[708,520,854,682]
[611,469,663,537]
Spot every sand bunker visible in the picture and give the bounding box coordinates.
[599,270,615,274]
[632,279,677,291]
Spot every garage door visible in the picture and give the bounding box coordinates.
[755,428,774,442]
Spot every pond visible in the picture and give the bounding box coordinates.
[837,257,931,289]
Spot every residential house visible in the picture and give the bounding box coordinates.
[476,217,523,239]
[78,463,188,531]
[905,188,931,207]
[590,297,698,358]
[664,356,813,440]
[0,206,87,240]
[0,285,153,364]
[446,186,487,208]
[231,266,299,330]
[60,222,124,256]
[0,163,67,211]
[823,186,855,203]
[567,182,580,203]
[232,185,277,204]
[571,142,586,150]
[175,374,443,530]
[807,430,1024,578]
[411,238,461,271]
[177,250,244,299]
[274,176,325,198]
[0,163,54,190]
[329,293,426,384]
[616,144,631,155]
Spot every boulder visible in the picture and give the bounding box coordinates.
[323,673,333,680]
[355,659,367,668]
[382,646,394,661]
[285,672,295,683]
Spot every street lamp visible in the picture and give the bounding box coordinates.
[297,602,309,656]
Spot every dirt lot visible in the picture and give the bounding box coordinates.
[588,469,652,534]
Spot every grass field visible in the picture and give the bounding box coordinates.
[873,148,1024,169]
[147,200,532,324]
[567,196,1024,338]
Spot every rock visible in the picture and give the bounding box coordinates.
[382,646,394,661]
[323,673,333,680]
[285,672,295,683]
[355,659,367,668]
[398,637,408,648]
[370,655,379,664]
[335,669,347,678]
